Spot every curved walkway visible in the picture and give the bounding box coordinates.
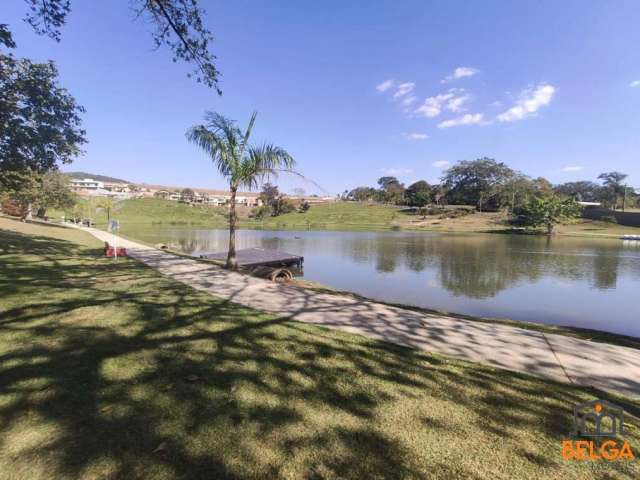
[84,226,640,398]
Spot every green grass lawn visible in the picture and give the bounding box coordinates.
[51,197,228,227]
[2,217,639,479]
[52,198,639,237]
[260,202,640,236]
[261,202,407,229]
[556,219,640,237]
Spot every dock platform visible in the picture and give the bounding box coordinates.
[199,247,304,269]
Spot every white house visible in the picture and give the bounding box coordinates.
[70,178,104,191]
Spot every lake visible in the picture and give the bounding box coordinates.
[120,226,640,337]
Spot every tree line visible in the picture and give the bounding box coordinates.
[342,158,637,212]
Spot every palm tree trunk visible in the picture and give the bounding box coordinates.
[226,186,238,269]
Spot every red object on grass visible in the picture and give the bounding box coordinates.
[104,246,127,257]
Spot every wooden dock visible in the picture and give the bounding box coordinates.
[199,248,304,269]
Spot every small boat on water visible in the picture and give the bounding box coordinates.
[620,235,640,241]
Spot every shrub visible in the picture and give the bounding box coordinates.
[250,205,271,220]
[515,195,581,234]
[0,199,25,217]
[298,200,310,213]
[272,196,295,216]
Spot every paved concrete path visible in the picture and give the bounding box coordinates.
[85,227,640,398]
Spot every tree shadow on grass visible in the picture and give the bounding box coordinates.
[0,227,99,255]
[0,229,639,479]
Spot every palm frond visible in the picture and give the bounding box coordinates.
[232,143,293,190]
[186,125,234,179]
[248,143,295,170]
[239,111,258,156]
[234,160,261,191]
[203,111,242,153]
[188,113,322,193]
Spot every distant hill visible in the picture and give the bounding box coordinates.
[64,171,131,184]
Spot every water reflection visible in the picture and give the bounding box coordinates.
[119,226,640,336]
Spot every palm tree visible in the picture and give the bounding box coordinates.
[187,112,296,269]
[96,197,115,222]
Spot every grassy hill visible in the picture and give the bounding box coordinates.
[261,202,407,229]
[51,197,228,226]
[262,202,640,236]
[50,198,640,236]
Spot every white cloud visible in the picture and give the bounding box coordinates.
[447,93,471,112]
[399,94,417,109]
[377,80,417,111]
[437,113,484,129]
[432,160,451,168]
[405,133,429,140]
[415,89,469,117]
[442,67,479,83]
[561,166,584,172]
[497,83,555,122]
[393,82,416,99]
[630,80,640,88]
[381,168,414,176]
[376,79,394,92]
[416,93,454,117]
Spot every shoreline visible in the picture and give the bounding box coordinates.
[74,221,640,398]
[79,217,640,350]
[290,278,640,351]
[105,219,632,239]
[7,214,639,348]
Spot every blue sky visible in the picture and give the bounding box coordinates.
[4,0,640,194]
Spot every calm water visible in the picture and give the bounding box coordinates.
[120,226,640,337]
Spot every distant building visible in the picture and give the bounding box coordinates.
[143,184,263,207]
[153,190,172,199]
[104,182,131,193]
[71,177,142,199]
[236,195,261,207]
[70,178,104,191]
[72,178,333,206]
